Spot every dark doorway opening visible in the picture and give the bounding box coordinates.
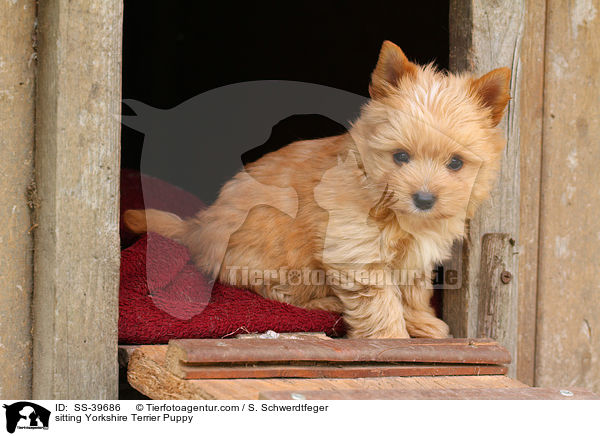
[121,1,449,172]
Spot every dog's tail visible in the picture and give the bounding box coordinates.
[123,209,187,240]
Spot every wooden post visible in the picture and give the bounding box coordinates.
[516,1,546,386]
[445,0,524,378]
[535,0,600,392]
[477,234,518,349]
[0,0,37,399]
[32,0,123,399]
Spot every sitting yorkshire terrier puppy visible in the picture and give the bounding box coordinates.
[125,41,511,338]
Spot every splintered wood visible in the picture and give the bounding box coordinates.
[125,337,528,399]
[127,344,525,400]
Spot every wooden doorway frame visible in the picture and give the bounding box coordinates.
[2,0,562,398]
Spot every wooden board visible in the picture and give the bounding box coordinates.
[477,234,517,346]
[259,387,600,400]
[446,0,524,379]
[535,0,600,393]
[165,337,509,379]
[516,0,546,387]
[166,337,511,366]
[0,0,36,399]
[32,0,123,399]
[127,345,526,400]
[172,363,506,380]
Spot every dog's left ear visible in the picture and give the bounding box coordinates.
[470,67,512,126]
[369,41,418,100]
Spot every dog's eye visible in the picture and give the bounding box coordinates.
[393,151,410,165]
[447,156,463,171]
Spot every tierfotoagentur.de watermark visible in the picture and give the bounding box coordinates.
[225,265,459,289]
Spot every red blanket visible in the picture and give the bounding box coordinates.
[119,170,346,343]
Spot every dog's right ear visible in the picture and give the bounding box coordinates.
[369,41,418,100]
[469,67,512,127]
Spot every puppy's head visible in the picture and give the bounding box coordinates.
[351,41,511,221]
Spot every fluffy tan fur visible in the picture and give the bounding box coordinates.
[124,41,511,338]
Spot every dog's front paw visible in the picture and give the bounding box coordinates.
[406,315,450,339]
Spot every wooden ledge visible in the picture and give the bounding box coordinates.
[259,387,600,400]
[164,337,510,380]
[126,340,524,400]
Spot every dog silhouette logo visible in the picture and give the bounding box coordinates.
[2,402,50,433]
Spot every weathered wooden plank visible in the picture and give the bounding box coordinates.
[535,0,600,393]
[117,334,328,370]
[171,363,506,380]
[517,0,546,387]
[166,337,511,366]
[259,387,600,400]
[441,240,469,338]
[128,345,525,400]
[447,0,524,379]
[477,234,518,351]
[0,0,37,399]
[32,0,123,399]
[442,0,474,341]
[128,346,208,400]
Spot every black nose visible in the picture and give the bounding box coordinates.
[412,191,436,210]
